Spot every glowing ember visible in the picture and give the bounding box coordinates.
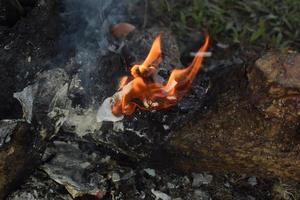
[98,33,210,121]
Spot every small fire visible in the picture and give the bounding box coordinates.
[98,33,210,121]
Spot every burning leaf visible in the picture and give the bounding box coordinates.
[98,33,209,121]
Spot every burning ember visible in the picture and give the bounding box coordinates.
[97,33,210,122]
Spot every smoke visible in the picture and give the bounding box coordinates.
[57,0,138,94]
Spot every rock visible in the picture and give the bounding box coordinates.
[111,23,136,38]
[248,51,300,122]
[0,120,41,199]
[192,173,213,187]
[169,52,300,180]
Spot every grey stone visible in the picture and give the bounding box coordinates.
[192,173,213,187]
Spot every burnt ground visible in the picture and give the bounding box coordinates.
[0,0,61,119]
[0,0,299,200]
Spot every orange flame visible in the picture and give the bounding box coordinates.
[112,34,210,116]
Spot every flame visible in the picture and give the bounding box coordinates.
[118,76,129,90]
[111,34,210,116]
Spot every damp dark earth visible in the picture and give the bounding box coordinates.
[0,0,300,200]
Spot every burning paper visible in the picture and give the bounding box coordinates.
[97,33,209,122]
[13,84,38,123]
[97,97,124,122]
